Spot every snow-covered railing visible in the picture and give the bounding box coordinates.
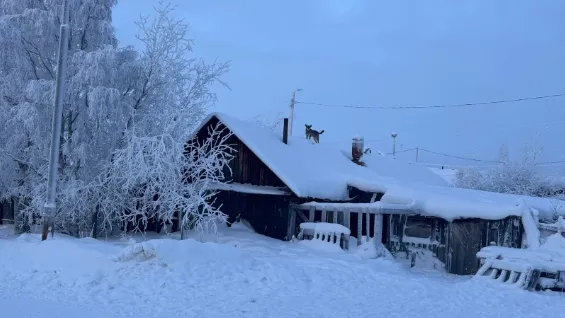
[298,222,351,249]
[289,200,419,250]
[538,216,565,234]
[296,201,419,215]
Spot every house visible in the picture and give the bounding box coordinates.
[191,112,565,276]
[189,113,392,241]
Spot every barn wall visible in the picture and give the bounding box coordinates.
[447,217,522,275]
[214,191,291,240]
[384,215,524,276]
[194,116,292,241]
[447,219,485,275]
[193,116,286,187]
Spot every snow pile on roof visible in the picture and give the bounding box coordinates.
[427,166,458,185]
[360,154,449,187]
[194,112,394,200]
[540,233,565,256]
[348,178,565,222]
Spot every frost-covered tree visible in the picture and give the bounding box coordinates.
[97,123,233,237]
[253,111,285,132]
[0,1,231,237]
[455,143,562,197]
[0,0,123,227]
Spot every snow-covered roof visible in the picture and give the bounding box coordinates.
[427,167,458,186]
[193,112,565,221]
[349,177,563,222]
[192,112,391,200]
[360,155,448,187]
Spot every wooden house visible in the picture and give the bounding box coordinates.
[193,113,565,276]
[189,113,387,241]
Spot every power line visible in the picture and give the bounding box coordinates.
[418,148,501,163]
[384,147,497,163]
[295,92,565,110]
[423,162,565,169]
[385,148,418,155]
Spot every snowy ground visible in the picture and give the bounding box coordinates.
[0,223,563,318]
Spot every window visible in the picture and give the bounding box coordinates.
[404,216,433,239]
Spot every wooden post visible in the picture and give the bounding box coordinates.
[321,209,327,222]
[357,212,362,245]
[308,206,315,222]
[333,211,338,223]
[287,207,297,241]
[374,214,383,244]
[343,211,351,250]
[344,211,350,228]
[365,212,370,243]
[282,118,289,144]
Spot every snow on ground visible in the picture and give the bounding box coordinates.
[1,223,564,318]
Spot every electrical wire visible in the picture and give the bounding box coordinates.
[295,92,565,110]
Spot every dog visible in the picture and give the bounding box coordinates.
[305,124,324,143]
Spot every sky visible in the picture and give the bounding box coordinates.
[112,0,565,170]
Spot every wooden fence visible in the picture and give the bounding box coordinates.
[288,202,415,249]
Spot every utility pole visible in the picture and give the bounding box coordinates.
[391,133,398,157]
[288,88,302,137]
[415,147,419,162]
[42,0,70,241]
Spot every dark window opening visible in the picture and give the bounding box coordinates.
[404,216,433,239]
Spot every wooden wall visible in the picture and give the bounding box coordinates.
[385,214,524,275]
[195,116,293,240]
[193,116,286,187]
[216,191,291,240]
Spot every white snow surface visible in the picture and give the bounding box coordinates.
[0,225,565,318]
[192,113,565,221]
[208,181,289,195]
[299,222,351,235]
[427,166,458,185]
[1,225,565,318]
[361,154,449,187]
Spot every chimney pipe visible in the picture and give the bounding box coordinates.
[352,136,364,165]
[282,118,289,144]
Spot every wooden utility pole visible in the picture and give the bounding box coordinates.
[288,88,302,137]
[415,147,419,162]
[391,133,397,157]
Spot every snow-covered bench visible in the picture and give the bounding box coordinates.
[298,222,351,250]
[475,245,565,291]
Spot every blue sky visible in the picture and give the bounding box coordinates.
[112,0,565,169]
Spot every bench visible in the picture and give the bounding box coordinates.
[298,222,351,250]
[475,246,565,291]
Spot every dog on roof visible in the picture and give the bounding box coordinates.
[305,124,324,143]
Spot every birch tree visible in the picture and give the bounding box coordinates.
[95,2,231,236]
[0,1,231,237]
